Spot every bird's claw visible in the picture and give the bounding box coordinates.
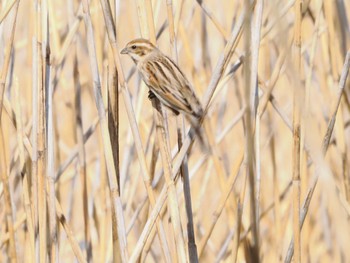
[148,90,156,100]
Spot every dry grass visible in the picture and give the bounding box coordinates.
[1,0,350,262]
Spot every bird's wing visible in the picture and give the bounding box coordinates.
[145,55,203,117]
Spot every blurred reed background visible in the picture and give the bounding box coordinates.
[0,0,350,262]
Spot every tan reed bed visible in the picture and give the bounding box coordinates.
[0,0,350,262]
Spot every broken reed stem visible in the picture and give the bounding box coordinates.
[292,1,302,262]
[81,0,128,261]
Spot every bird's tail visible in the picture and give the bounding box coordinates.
[185,115,208,151]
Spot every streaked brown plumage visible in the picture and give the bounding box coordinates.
[120,38,204,120]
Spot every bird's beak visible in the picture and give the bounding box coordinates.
[120,47,128,54]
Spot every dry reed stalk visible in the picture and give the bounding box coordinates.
[73,52,92,261]
[42,2,58,261]
[243,0,259,261]
[151,98,187,262]
[268,108,283,258]
[195,0,229,39]
[324,0,341,78]
[36,1,49,262]
[47,66,58,263]
[284,181,316,263]
[323,51,350,153]
[81,0,129,261]
[230,200,243,263]
[47,0,60,55]
[261,0,295,40]
[291,3,303,263]
[145,0,156,45]
[107,0,120,194]
[107,24,121,260]
[31,35,39,263]
[251,2,263,232]
[0,0,16,23]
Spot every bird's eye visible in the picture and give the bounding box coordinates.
[131,45,137,49]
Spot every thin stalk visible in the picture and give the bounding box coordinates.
[36,0,48,262]
[151,98,187,262]
[243,0,259,261]
[292,1,303,262]
[31,35,39,263]
[73,53,92,261]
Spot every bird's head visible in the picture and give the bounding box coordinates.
[120,38,156,62]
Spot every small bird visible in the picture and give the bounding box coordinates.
[120,38,204,126]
